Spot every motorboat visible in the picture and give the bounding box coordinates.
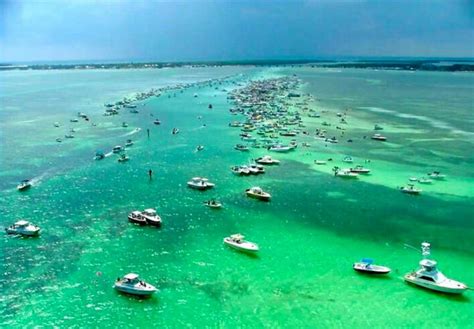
[204,200,222,209]
[400,184,421,195]
[223,234,259,253]
[125,139,133,147]
[418,177,433,184]
[234,144,249,151]
[268,144,292,152]
[70,118,79,123]
[56,138,63,143]
[114,273,157,296]
[54,122,60,127]
[17,179,32,191]
[172,128,179,135]
[153,119,161,125]
[374,124,384,130]
[94,150,105,160]
[128,211,147,225]
[196,145,204,151]
[5,220,41,236]
[187,177,215,190]
[428,171,446,180]
[353,258,391,274]
[118,154,129,162]
[122,122,128,128]
[112,145,123,153]
[141,208,162,227]
[249,164,265,174]
[231,166,251,176]
[314,160,326,165]
[371,134,387,141]
[245,186,271,201]
[342,156,353,163]
[255,155,280,165]
[64,134,75,139]
[349,165,371,174]
[404,242,468,294]
[334,168,358,178]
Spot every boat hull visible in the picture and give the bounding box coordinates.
[128,216,147,225]
[404,274,467,294]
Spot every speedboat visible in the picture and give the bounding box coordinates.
[118,154,129,162]
[400,184,421,195]
[70,118,79,123]
[428,171,446,180]
[196,145,204,151]
[122,122,128,128]
[204,200,222,209]
[153,119,161,125]
[268,144,292,152]
[112,145,123,153]
[245,186,271,201]
[314,160,327,165]
[141,208,162,227]
[234,144,249,151]
[342,156,354,163]
[114,273,157,296]
[128,211,147,225]
[374,124,384,131]
[17,179,32,191]
[256,155,280,165]
[172,128,179,135]
[334,168,358,178]
[353,258,391,274]
[418,177,433,184]
[64,134,74,139]
[5,220,41,236]
[125,139,133,147]
[371,134,387,141]
[249,164,265,174]
[349,165,371,174]
[223,234,259,253]
[231,166,251,176]
[94,150,105,160]
[404,242,468,294]
[56,138,62,143]
[187,177,215,190]
[54,122,60,127]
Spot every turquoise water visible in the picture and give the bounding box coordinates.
[1,66,473,328]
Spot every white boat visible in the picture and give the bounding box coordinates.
[125,139,133,147]
[418,177,433,184]
[141,208,162,227]
[404,242,468,294]
[255,155,280,165]
[268,144,292,152]
[353,258,391,274]
[128,211,147,225]
[5,220,41,236]
[245,186,271,201]
[112,145,123,153]
[400,184,421,195]
[231,166,251,176]
[314,160,327,165]
[153,119,161,125]
[234,144,249,151]
[118,154,129,162]
[223,234,259,253]
[196,145,205,152]
[17,179,32,191]
[204,200,222,209]
[349,165,371,174]
[428,171,446,180]
[334,168,358,178]
[342,156,354,163]
[187,177,215,190]
[172,128,179,135]
[114,273,157,296]
[249,164,265,174]
[371,134,387,141]
[122,122,128,128]
[54,122,60,127]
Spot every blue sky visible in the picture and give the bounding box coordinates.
[1,0,473,62]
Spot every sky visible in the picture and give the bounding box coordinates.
[0,0,473,63]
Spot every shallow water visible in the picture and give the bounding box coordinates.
[1,66,473,328]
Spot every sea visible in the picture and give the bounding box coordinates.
[0,65,473,328]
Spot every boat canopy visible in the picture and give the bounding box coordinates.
[124,273,139,280]
[361,258,374,264]
[230,234,244,240]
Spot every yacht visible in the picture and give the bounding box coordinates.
[141,208,162,227]
[187,177,215,190]
[5,220,41,236]
[255,155,280,165]
[400,184,421,195]
[223,234,259,253]
[349,165,371,174]
[404,242,468,294]
[114,273,157,296]
[245,186,271,201]
[353,258,391,274]
[371,134,387,141]
[428,171,446,180]
[128,211,147,225]
[17,179,32,191]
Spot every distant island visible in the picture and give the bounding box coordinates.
[1,58,473,72]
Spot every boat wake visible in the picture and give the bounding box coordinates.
[121,127,141,137]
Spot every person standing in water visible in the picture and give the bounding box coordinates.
[148,169,153,180]
[147,128,150,139]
